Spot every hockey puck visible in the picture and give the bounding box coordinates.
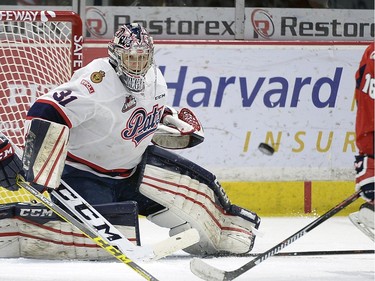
[258,143,275,156]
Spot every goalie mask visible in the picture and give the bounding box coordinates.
[108,23,154,92]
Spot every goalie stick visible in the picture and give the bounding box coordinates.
[53,179,199,261]
[190,189,362,281]
[8,131,199,261]
[16,175,159,281]
[9,119,200,261]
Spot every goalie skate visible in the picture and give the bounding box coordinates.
[349,203,375,242]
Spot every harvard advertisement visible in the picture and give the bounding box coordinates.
[142,43,367,181]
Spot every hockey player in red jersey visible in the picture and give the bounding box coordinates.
[0,23,260,259]
[349,42,375,241]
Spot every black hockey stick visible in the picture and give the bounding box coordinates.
[163,249,374,261]
[214,248,375,257]
[190,189,362,281]
[248,249,375,256]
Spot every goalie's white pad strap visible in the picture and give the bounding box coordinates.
[23,119,69,189]
[140,164,255,255]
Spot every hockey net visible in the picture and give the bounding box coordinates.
[0,10,83,204]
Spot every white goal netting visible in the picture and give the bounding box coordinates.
[0,10,83,148]
[0,10,83,203]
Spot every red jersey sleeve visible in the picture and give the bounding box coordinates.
[355,42,375,156]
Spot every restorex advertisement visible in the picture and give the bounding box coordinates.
[84,6,374,41]
[142,43,367,181]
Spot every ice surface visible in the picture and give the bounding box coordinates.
[0,216,373,281]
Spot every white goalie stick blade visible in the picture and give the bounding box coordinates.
[150,228,200,261]
[54,180,200,261]
[349,212,375,242]
[190,258,226,281]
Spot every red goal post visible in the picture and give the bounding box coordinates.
[0,10,83,148]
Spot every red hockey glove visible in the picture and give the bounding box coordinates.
[354,155,375,201]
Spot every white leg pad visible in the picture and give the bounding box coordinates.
[140,164,256,255]
[0,218,137,260]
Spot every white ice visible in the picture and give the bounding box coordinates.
[0,216,373,281]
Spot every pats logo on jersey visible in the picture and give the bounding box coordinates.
[121,105,163,146]
[90,70,105,83]
[122,95,136,112]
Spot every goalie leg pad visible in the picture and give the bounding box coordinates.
[0,202,140,260]
[139,146,261,255]
[142,146,231,210]
[23,119,69,189]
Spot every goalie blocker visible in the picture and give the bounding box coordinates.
[22,118,69,189]
[139,145,261,255]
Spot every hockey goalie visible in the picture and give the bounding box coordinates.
[0,23,260,260]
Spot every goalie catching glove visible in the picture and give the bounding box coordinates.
[152,106,204,149]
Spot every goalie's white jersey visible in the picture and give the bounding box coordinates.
[26,58,168,178]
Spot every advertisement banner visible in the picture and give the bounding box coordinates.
[144,43,367,181]
[85,6,235,40]
[84,6,374,41]
[246,8,374,41]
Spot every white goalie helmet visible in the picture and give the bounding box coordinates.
[108,23,154,92]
